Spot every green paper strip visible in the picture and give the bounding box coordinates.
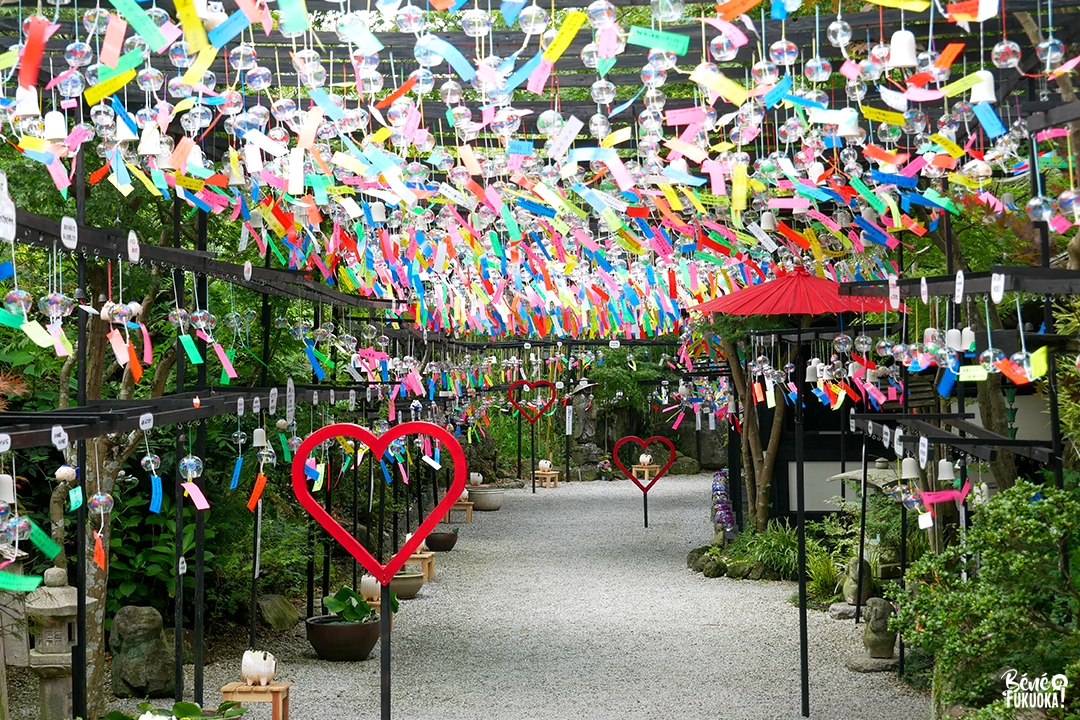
[626,26,690,55]
[849,175,887,214]
[0,572,43,592]
[267,236,288,266]
[278,432,293,462]
[311,346,336,369]
[69,486,83,511]
[107,0,169,51]
[0,309,25,328]
[178,334,204,364]
[98,49,146,82]
[27,519,61,560]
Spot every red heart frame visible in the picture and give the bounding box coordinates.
[291,421,467,586]
[612,436,676,493]
[507,379,556,424]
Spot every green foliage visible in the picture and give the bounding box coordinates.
[806,550,841,603]
[588,346,680,412]
[723,520,823,581]
[893,480,1080,708]
[105,700,248,719]
[322,586,397,623]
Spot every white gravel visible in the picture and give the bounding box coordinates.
[52,473,928,720]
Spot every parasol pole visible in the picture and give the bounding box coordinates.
[796,326,810,718]
[855,429,869,624]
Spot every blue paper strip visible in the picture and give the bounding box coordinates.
[0,261,13,281]
[762,74,792,109]
[972,102,1007,139]
[417,36,475,81]
[150,474,162,513]
[207,9,251,47]
[502,0,526,25]
[505,52,543,92]
[231,456,243,490]
[308,87,346,121]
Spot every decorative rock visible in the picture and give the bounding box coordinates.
[727,562,752,579]
[692,555,711,573]
[828,603,858,620]
[846,655,900,673]
[711,531,727,548]
[257,594,298,633]
[669,456,701,475]
[748,562,765,581]
[686,546,710,569]
[110,606,174,698]
[842,557,873,605]
[702,559,727,578]
[163,627,195,664]
[862,597,897,658]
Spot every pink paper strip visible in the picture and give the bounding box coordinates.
[107,329,129,366]
[139,322,153,364]
[526,59,554,94]
[100,14,128,68]
[213,342,238,378]
[840,59,860,81]
[182,482,211,510]
[597,26,619,57]
[920,481,971,516]
[155,22,184,53]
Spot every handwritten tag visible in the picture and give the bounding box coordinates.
[626,25,690,55]
[178,556,187,575]
[349,390,356,411]
[126,230,140,263]
[954,270,965,304]
[918,436,929,469]
[61,216,78,249]
[893,430,903,457]
[918,511,934,529]
[0,434,10,453]
[138,412,154,430]
[269,387,278,415]
[882,425,892,449]
[252,396,261,414]
[888,275,900,309]
[237,396,245,417]
[959,365,988,382]
[69,485,83,511]
[51,425,69,450]
[990,272,1005,304]
[287,377,296,422]
[244,260,252,281]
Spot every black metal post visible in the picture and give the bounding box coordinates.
[378,459,387,563]
[900,503,908,677]
[796,329,810,718]
[193,209,208,705]
[516,348,523,480]
[854,434,869,624]
[172,197,185,702]
[72,145,88,720]
[252,238,271,647]
[531,422,536,494]
[380,581,391,720]
[352,443,360,591]
[728,413,744,530]
[643,491,648,528]
[306,519,315,618]
[564,343,571,481]
[322,443,332,602]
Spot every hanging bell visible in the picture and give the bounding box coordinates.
[969,70,997,104]
[888,30,918,68]
[900,457,919,480]
[369,202,387,223]
[43,111,68,141]
[760,211,777,231]
[937,457,955,481]
[115,118,138,143]
[252,428,267,448]
[946,328,964,351]
[805,362,819,382]
[961,327,977,351]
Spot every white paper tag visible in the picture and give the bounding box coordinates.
[888,275,900,310]
[918,511,934,529]
[237,396,245,417]
[954,270,965,304]
[252,396,261,414]
[329,390,335,404]
[920,277,929,305]
[882,424,892,449]
[893,430,903,457]
[349,390,356,411]
[60,216,78,250]
[269,387,278,415]
[990,272,1005,304]
[286,378,296,422]
[849,409,856,433]
[138,413,154,431]
[918,435,929,469]
[0,474,14,504]
[565,404,573,435]
[178,556,188,575]
[609,340,620,349]
[126,230,140,263]
[695,407,702,430]
[312,391,319,406]
[0,196,16,242]
[244,260,253,281]
[554,381,564,389]
[51,425,69,450]
[709,410,716,430]
[0,433,10,453]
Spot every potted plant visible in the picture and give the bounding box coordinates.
[598,457,613,481]
[389,569,426,599]
[306,587,396,662]
[427,526,459,552]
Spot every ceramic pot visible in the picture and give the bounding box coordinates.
[537,459,552,470]
[306,616,380,661]
[426,532,458,552]
[389,571,425,599]
[468,486,505,511]
[241,650,277,686]
[359,575,380,602]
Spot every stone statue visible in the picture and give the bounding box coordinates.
[582,394,598,441]
[571,393,587,441]
[842,557,872,606]
[862,598,897,658]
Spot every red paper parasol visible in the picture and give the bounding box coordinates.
[691,266,898,316]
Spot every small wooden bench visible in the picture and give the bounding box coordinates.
[632,464,661,484]
[449,501,473,523]
[406,551,435,581]
[221,681,292,720]
[534,470,560,488]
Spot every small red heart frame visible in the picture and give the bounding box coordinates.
[291,421,467,586]
[612,435,677,493]
[507,379,556,424]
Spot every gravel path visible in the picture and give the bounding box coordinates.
[13,474,929,719]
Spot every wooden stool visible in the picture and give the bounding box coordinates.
[632,464,660,484]
[450,501,473,523]
[534,470,560,488]
[406,551,435,581]
[221,681,292,720]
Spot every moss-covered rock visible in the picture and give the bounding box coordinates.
[702,559,727,578]
[669,456,701,475]
[692,554,711,573]
[686,546,711,569]
[727,562,752,579]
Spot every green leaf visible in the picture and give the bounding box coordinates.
[172,701,203,718]
[119,581,137,597]
[105,712,131,720]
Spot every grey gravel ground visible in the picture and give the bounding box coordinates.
[11,473,929,719]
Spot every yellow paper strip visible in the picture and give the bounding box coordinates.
[941,73,983,98]
[181,46,218,87]
[689,66,747,105]
[860,105,906,125]
[83,69,136,106]
[126,163,162,197]
[542,10,587,62]
[659,184,683,211]
[928,133,965,158]
[866,0,930,9]
[173,0,210,52]
[601,126,632,148]
[731,163,748,211]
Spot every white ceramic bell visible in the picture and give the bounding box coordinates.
[937,458,955,481]
[969,70,997,103]
[946,328,963,351]
[43,111,67,141]
[961,327,976,350]
[252,428,267,448]
[639,453,652,465]
[888,30,918,68]
[115,118,138,143]
[138,123,162,155]
[668,157,689,175]
[760,211,777,231]
[370,201,387,223]
[838,111,862,137]
[805,363,819,382]
[14,86,40,117]
[900,457,919,480]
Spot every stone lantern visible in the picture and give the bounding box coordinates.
[25,567,93,720]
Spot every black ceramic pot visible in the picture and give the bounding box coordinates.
[306,615,380,661]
